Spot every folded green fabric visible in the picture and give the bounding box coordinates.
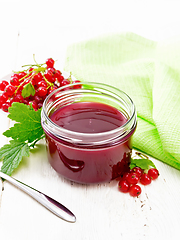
[64,32,180,170]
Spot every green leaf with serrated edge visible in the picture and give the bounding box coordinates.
[22,82,35,98]
[0,140,30,175]
[7,102,36,122]
[4,122,44,143]
[129,158,156,170]
[3,102,44,143]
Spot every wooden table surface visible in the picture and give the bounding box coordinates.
[0,1,180,239]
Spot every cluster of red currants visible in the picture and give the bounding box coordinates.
[0,58,80,112]
[118,167,159,197]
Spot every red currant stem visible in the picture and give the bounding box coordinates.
[29,134,45,148]
[21,63,44,69]
[42,73,54,88]
[22,57,46,69]
[19,71,32,82]
[68,72,73,83]
[33,54,40,67]
[134,152,149,159]
[13,69,35,84]
[34,66,47,73]
[16,55,47,73]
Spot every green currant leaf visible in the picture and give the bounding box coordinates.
[129,162,136,169]
[3,102,44,143]
[130,158,156,170]
[21,82,35,98]
[0,140,30,175]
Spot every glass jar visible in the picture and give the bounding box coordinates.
[41,82,137,184]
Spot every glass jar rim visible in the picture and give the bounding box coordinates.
[41,82,137,146]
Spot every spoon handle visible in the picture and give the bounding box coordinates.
[0,171,76,223]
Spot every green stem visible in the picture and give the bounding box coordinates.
[42,73,54,88]
[68,72,73,83]
[33,54,39,66]
[134,151,149,159]
[29,134,45,148]
[21,64,43,68]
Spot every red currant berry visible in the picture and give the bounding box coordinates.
[10,76,19,86]
[118,180,130,193]
[9,97,15,105]
[11,73,19,79]
[0,99,3,108]
[13,94,24,103]
[33,73,42,85]
[44,72,52,81]
[48,86,58,95]
[0,92,9,103]
[45,70,56,83]
[37,102,43,109]
[54,69,62,79]
[31,78,36,86]
[132,167,143,177]
[148,168,159,180]
[121,172,130,180]
[18,71,26,79]
[49,77,56,83]
[140,173,152,185]
[37,80,48,88]
[72,80,82,89]
[126,172,140,184]
[46,58,55,68]
[19,82,26,91]
[1,102,11,112]
[23,99,29,105]
[48,67,56,76]
[56,75,64,84]
[34,95,42,104]
[29,67,34,73]
[30,101,38,110]
[61,79,71,87]
[129,184,141,197]
[5,85,16,96]
[37,87,47,97]
[44,68,55,81]
[0,80,9,91]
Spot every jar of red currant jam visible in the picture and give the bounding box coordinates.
[41,82,137,184]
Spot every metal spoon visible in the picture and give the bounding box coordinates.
[0,171,76,223]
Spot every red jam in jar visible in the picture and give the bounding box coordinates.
[41,82,137,184]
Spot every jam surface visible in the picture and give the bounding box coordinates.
[45,101,132,184]
[50,102,127,133]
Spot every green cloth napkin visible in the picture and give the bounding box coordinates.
[64,32,180,170]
